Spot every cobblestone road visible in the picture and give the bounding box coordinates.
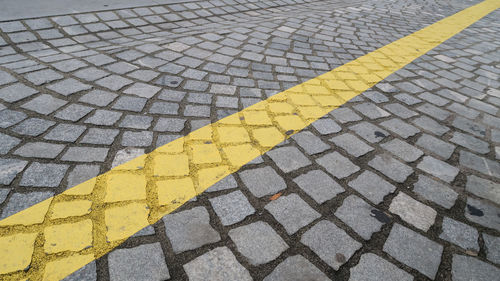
[0,0,499,280]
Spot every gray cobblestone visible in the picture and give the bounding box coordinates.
[465,197,500,231]
[451,255,500,281]
[239,166,286,198]
[413,175,458,209]
[12,118,54,136]
[55,104,94,121]
[0,191,53,219]
[61,147,108,162]
[316,151,359,179]
[267,146,311,173]
[20,162,68,187]
[183,247,252,281]
[349,253,413,281]
[465,175,499,205]
[293,170,344,204]
[417,156,459,183]
[209,190,255,226]
[301,220,361,270]
[384,224,443,279]
[330,133,373,157]
[0,158,28,185]
[14,142,64,159]
[0,133,20,154]
[263,255,330,281]
[163,206,220,253]
[450,132,489,154]
[335,195,386,240]
[229,221,288,265]
[108,243,170,281]
[440,217,478,251]
[368,154,413,183]
[265,193,320,235]
[416,134,455,159]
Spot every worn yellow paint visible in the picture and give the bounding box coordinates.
[0,0,498,279]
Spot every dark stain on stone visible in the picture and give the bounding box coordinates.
[467,204,484,217]
[374,131,386,138]
[370,209,391,223]
[336,253,346,263]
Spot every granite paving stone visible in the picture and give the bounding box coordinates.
[330,133,373,157]
[465,175,500,205]
[383,224,443,279]
[349,253,413,281]
[335,195,386,240]
[163,206,220,253]
[465,197,500,231]
[14,142,65,159]
[389,192,437,231]
[301,220,362,270]
[265,194,321,235]
[183,247,252,281]
[229,221,288,265]
[108,243,170,281]
[316,151,360,179]
[483,234,500,265]
[439,217,479,251]
[209,190,255,226]
[239,166,286,197]
[267,146,311,173]
[263,255,330,281]
[368,154,413,183]
[348,170,396,204]
[293,170,344,204]
[451,255,500,281]
[20,162,68,187]
[413,175,458,209]
[0,158,28,185]
[0,133,21,154]
[417,156,459,183]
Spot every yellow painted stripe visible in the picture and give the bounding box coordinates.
[1,0,499,279]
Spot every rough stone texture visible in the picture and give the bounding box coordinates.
[239,166,286,197]
[263,255,331,281]
[293,170,344,204]
[389,192,437,231]
[465,197,500,231]
[316,151,360,179]
[413,175,458,209]
[0,158,28,185]
[183,247,252,281]
[483,234,500,265]
[162,207,220,253]
[20,162,69,187]
[451,255,500,281]
[108,243,170,281]
[301,220,362,270]
[330,133,373,157]
[349,253,413,281]
[335,195,386,240]
[209,190,255,226]
[439,217,479,251]
[368,154,413,183]
[267,146,311,173]
[383,224,443,279]
[417,156,459,183]
[265,194,321,235]
[465,175,500,205]
[348,171,396,204]
[229,221,288,265]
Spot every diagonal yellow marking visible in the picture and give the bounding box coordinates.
[1,0,499,279]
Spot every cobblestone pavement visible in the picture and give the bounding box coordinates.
[0,0,500,280]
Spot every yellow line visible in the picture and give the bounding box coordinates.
[1,0,499,279]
